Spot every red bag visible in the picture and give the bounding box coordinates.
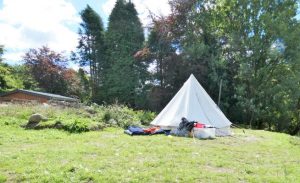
[194,123,205,128]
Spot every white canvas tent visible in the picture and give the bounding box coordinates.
[151,74,232,136]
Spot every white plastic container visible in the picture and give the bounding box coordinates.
[193,127,216,139]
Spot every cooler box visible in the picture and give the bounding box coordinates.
[193,127,216,139]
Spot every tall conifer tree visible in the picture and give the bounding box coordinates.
[104,0,144,106]
[77,5,105,102]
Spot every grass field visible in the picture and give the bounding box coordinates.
[0,105,300,182]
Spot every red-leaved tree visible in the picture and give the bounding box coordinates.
[23,46,69,95]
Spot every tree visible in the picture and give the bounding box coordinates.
[23,46,68,95]
[0,63,24,92]
[213,0,300,131]
[0,46,24,92]
[0,45,3,62]
[63,69,81,96]
[135,16,185,111]
[13,65,39,90]
[168,0,238,118]
[77,68,90,102]
[100,0,299,134]
[103,0,145,106]
[141,1,225,111]
[76,5,105,102]
[153,0,300,134]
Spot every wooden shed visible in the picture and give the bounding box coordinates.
[0,89,78,103]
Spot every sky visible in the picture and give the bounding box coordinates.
[0,0,171,68]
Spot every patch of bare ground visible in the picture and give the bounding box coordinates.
[5,171,17,183]
[217,133,264,147]
[244,135,260,142]
[0,103,9,107]
[205,165,234,173]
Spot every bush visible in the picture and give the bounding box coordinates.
[136,110,156,126]
[64,119,89,133]
[101,105,141,128]
[0,104,157,133]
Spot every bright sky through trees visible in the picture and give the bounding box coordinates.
[0,0,171,65]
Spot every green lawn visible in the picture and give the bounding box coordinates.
[0,124,300,182]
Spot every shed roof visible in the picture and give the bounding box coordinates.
[0,89,78,102]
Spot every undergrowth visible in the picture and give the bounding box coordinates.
[0,104,156,133]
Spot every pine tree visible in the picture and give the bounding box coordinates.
[77,5,105,102]
[104,0,144,106]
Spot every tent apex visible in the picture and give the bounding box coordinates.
[188,74,197,81]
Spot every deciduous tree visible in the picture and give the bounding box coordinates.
[23,46,68,95]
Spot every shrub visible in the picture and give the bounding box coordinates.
[136,111,156,126]
[0,104,157,132]
[64,119,89,133]
[101,105,140,128]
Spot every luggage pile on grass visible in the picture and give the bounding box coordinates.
[124,117,216,139]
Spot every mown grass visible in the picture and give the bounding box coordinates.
[0,105,300,182]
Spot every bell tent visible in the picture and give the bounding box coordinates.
[151,74,232,136]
